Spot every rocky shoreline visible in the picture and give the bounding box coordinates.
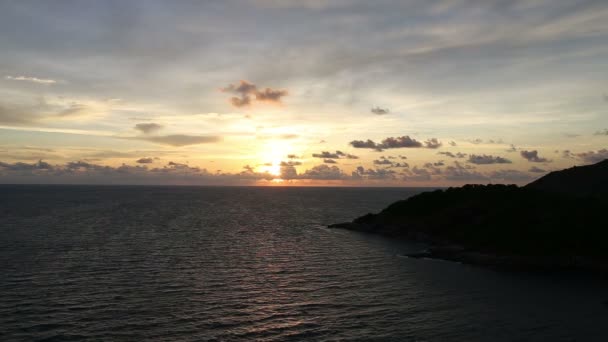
[328,222,608,274]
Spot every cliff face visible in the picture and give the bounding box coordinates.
[525,159,608,197]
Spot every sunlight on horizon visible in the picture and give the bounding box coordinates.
[0,1,606,187]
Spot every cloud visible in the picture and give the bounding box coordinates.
[520,150,549,163]
[350,136,440,151]
[402,166,433,181]
[489,169,534,182]
[82,150,155,159]
[283,163,350,181]
[280,160,301,166]
[5,75,56,84]
[381,136,423,149]
[467,138,504,145]
[373,159,393,165]
[528,166,546,173]
[422,163,442,175]
[438,151,467,158]
[300,164,346,180]
[230,96,251,107]
[350,139,378,149]
[313,151,341,159]
[166,161,198,170]
[134,123,163,134]
[448,141,457,147]
[371,106,390,115]
[0,159,53,171]
[575,149,608,164]
[561,149,576,159]
[424,138,442,149]
[256,87,289,103]
[279,163,298,179]
[55,103,88,117]
[594,129,608,136]
[0,146,59,161]
[256,133,299,140]
[352,166,397,180]
[65,161,94,170]
[323,159,337,164]
[443,162,487,181]
[0,159,269,185]
[0,98,95,126]
[221,80,288,107]
[0,103,34,125]
[131,134,221,147]
[136,157,155,164]
[468,154,512,164]
[391,162,409,168]
[311,150,358,159]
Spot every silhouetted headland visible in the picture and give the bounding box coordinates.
[330,160,608,272]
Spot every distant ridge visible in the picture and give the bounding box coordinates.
[526,159,608,196]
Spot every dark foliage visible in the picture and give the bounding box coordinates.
[349,160,608,258]
[526,159,608,196]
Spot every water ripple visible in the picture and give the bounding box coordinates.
[1,186,608,341]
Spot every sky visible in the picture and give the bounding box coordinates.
[1,0,607,186]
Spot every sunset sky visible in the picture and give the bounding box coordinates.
[1,0,607,186]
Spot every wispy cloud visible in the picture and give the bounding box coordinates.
[6,75,57,84]
[130,134,221,147]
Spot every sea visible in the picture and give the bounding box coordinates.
[1,185,607,341]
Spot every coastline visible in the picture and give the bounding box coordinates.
[328,222,608,274]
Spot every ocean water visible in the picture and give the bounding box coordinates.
[1,185,607,341]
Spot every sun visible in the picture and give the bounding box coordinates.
[259,159,282,177]
[258,141,295,178]
[267,162,281,176]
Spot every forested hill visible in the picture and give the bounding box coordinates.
[526,159,608,197]
[330,159,608,266]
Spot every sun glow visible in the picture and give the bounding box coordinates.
[265,161,281,176]
[258,140,297,178]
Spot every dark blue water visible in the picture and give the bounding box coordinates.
[1,185,607,341]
